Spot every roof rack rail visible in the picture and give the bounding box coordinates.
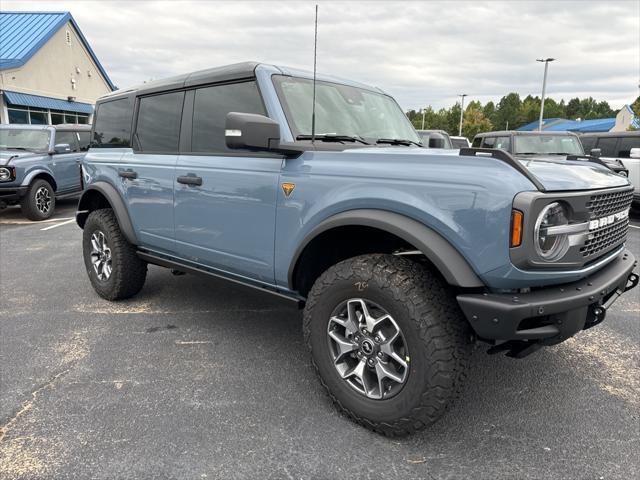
[458,147,546,192]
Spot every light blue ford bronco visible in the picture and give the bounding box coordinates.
[76,62,638,436]
[0,124,90,220]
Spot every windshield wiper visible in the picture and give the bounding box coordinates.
[296,134,370,145]
[376,138,422,147]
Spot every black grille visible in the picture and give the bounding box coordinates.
[580,219,629,258]
[585,189,634,218]
[581,188,633,259]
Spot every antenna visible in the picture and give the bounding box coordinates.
[311,4,318,144]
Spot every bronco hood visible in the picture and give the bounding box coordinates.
[514,155,630,191]
[0,150,42,166]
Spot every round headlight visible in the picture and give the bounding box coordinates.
[0,167,11,181]
[534,202,570,261]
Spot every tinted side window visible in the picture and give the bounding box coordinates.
[191,81,266,153]
[471,137,482,147]
[92,98,133,148]
[482,137,496,148]
[135,92,184,152]
[494,136,511,150]
[55,131,79,152]
[617,137,639,158]
[78,132,90,152]
[597,137,618,157]
[580,136,597,152]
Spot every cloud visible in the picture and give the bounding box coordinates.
[6,0,639,110]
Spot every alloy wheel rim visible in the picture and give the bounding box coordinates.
[90,230,112,281]
[327,298,409,400]
[35,186,51,214]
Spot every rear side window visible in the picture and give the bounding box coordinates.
[596,137,618,157]
[55,131,79,152]
[191,81,266,153]
[617,137,639,158]
[472,137,482,147]
[92,98,133,148]
[135,92,185,152]
[78,132,90,151]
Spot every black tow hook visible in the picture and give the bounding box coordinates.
[624,273,639,292]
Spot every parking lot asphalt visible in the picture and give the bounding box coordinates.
[0,200,639,480]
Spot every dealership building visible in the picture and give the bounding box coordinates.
[0,11,114,125]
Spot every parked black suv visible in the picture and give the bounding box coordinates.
[579,131,639,159]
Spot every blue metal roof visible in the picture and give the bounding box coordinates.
[0,11,115,90]
[544,118,615,132]
[517,117,616,133]
[4,90,93,114]
[516,118,565,131]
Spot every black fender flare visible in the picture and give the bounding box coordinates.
[75,182,138,245]
[288,209,484,288]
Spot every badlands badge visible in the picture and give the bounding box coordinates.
[281,182,296,198]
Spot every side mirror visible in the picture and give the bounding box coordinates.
[225,112,300,156]
[630,147,640,159]
[53,143,71,154]
[590,148,601,158]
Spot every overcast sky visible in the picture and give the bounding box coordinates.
[7,0,640,110]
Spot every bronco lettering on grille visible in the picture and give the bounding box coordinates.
[588,209,630,231]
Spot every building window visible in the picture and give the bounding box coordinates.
[7,106,89,125]
[8,108,29,124]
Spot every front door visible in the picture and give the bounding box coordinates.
[174,81,280,283]
[51,130,83,192]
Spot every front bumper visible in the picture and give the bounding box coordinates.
[0,185,27,205]
[457,249,638,350]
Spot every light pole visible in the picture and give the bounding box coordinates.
[421,108,426,130]
[458,94,467,136]
[536,58,555,131]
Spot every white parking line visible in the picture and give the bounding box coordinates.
[0,216,74,226]
[630,224,640,230]
[40,219,76,231]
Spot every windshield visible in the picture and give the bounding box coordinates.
[0,129,51,152]
[514,135,583,155]
[272,75,420,143]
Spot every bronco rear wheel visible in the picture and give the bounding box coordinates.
[303,254,472,436]
[83,208,147,300]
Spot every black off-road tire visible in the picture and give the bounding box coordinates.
[303,254,472,437]
[82,208,147,300]
[21,178,56,221]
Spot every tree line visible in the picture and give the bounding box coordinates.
[406,93,637,140]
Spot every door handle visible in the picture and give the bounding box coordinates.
[119,169,138,180]
[177,175,203,186]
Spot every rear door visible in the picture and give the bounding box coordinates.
[51,130,83,192]
[174,81,281,283]
[119,91,185,254]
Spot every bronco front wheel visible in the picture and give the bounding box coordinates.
[303,254,472,436]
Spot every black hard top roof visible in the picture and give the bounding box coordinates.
[98,61,260,101]
[579,131,640,138]
[474,130,579,138]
